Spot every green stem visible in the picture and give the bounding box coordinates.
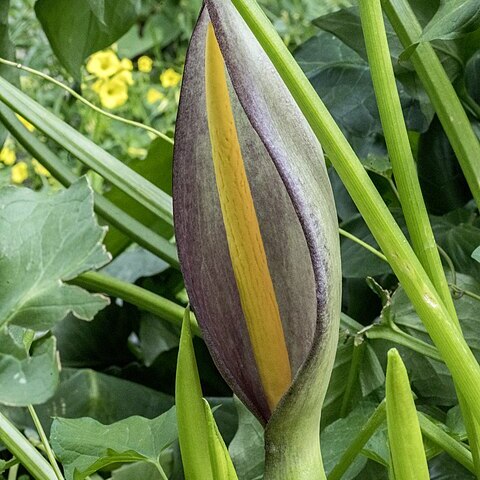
[70,271,201,337]
[0,57,173,145]
[327,401,386,480]
[418,413,474,473]
[363,325,442,362]
[382,0,480,208]
[340,340,366,417]
[0,103,179,268]
[28,406,64,480]
[358,3,480,474]
[0,411,57,480]
[358,0,454,318]
[232,0,480,425]
[451,285,480,303]
[339,228,387,262]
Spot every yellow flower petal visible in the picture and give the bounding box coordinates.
[114,70,134,86]
[159,68,182,88]
[127,146,148,158]
[11,161,28,184]
[146,88,164,104]
[138,55,153,73]
[120,58,133,71]
[98,77,129,109]
[86,50,121,78]
[0,146,16,166]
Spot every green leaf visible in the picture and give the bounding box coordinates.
[50,407,177,480]
[312,6,462,93]
[431,210,480,279]
[418,117,472,215]
[0,333,58,406]
[0,77,174,228]
[5,368,174,434]
[386,349,429,480]
[228,397,264,480]
[175,308,213,479]
[35,0,140,79]
[420,0,480,42]
[101,246,169,283]
[0,178,109,332]
[139,313,180,367]
[429,452,475,479]
[473,246,480,263]
[322,402,376,479]
[294,27,430,153]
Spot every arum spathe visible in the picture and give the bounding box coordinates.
[173,1,341,478]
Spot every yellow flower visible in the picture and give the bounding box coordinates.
[86,50,121,78]
[11,161,28,184]
[16,114,35,132]
[114,70,134,85]
[127,146,148,158]
[160,68,182,88]
[138,55,153,73]
[32,159,50,177]
[91,79,103,94]
[0,146,16,166]
[98,77,129,109]
[120,58,133,71]
[146,88,165,104]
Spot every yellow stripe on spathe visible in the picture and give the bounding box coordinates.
[205,23,292,411]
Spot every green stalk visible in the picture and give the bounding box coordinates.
[363,325,442,361]
[27,406,64,480]
[418,413,474,473]
[70,271,201,337]
[358,1,480,474]
[382,0,480,208]
[232,0,480,423]
[339,340,366,417]
[328,401,386,480]
[0,411,57,480]
[0,103,179,268]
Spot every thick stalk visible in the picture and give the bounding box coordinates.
[358,1,480,474]
[0,411,57,480]
[70,271,201,337]
[231,0,480,423]
[382,0,480,207]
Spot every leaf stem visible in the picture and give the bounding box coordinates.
[70,271,201,337]
[27,406,64,480]
[0,57,173,145]
[0,411,58,480]
[338,228,387,262]
[418,413,474,473]
[327,400,386,480]
[339,340,366,417]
